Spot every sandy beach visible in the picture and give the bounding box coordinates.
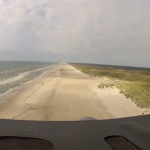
[0,63,148,121]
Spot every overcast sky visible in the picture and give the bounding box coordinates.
[0,0,150,67]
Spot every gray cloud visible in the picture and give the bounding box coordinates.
[0,0,150,67]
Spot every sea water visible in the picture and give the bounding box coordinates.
[0,61,56,100]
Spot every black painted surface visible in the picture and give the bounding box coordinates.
[0,115,150,150]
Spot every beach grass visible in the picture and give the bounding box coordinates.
[71,64,150,108]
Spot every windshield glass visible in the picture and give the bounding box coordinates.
[0,0,150,121]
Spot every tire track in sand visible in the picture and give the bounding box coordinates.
[13,71,56,119]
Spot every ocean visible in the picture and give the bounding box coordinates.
[0,61,56,100]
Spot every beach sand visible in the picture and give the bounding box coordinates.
[0,63,148,121]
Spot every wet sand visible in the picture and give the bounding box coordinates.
[0,63,147,121]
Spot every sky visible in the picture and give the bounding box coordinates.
[0,0,150,67]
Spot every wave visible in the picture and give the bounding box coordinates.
[0,64,56,100]
[0,74,25,86]
[0,64,49,74]
[0,65,55,86]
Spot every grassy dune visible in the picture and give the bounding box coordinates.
[71,64,150,108]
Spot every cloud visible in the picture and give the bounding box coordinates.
[0,0,150,67]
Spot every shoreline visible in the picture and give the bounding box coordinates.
[0,65,58,120]
[0,64,57,102]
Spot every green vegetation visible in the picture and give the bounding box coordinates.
[98,83,115,89]
[71,64,150,108]
[117,82,150,108]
